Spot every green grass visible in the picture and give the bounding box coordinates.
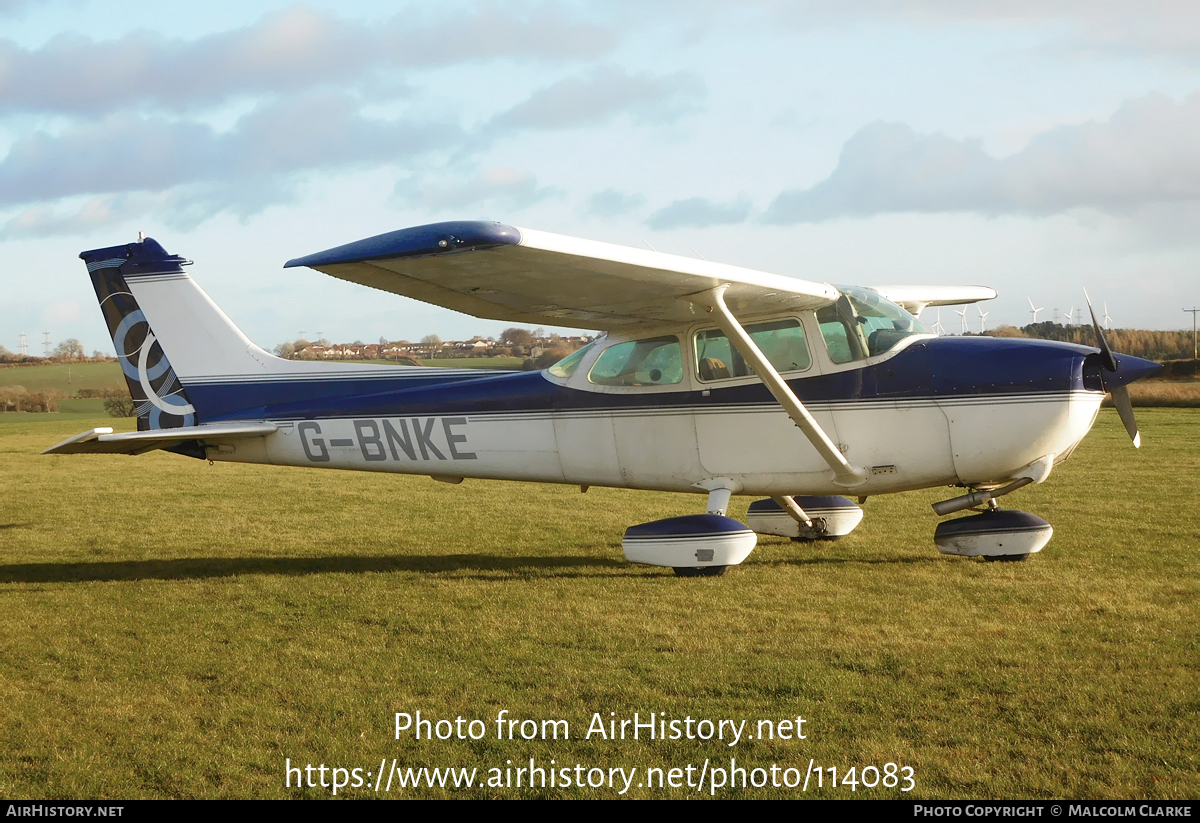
[0,410,1196,799]
[0,361,123,394]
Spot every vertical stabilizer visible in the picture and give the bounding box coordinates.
[81,236,274,430]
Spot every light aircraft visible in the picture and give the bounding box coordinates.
[47,221,1162,575]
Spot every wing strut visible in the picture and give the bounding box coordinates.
[771,495,813,528]
[688,285,868,488]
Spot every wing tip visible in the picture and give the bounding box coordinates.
[284,221,522,269]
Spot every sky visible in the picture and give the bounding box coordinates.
[2,0,1199,355]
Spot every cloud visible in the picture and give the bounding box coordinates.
[397,167,562,212]
[646,197,751,230]
[763,92,1200,223]
[1,196,136,240]
[0,92,462,210]
[488,66,704,132]
[584,189,646,217]
[0,4,617,116]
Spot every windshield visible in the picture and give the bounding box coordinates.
[547,342,595,379]
[818,286,930,363]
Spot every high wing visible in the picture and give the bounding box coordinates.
[44,422,278,455]
[285,221,840,330]
[865,285,997,316]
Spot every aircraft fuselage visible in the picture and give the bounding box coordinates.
[198,334,1107,498]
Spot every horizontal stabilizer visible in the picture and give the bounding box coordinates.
[43,422,278,455]
[866,285,997,316]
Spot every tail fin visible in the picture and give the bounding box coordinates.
[81,236,274,431]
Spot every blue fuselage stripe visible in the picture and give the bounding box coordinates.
[189,338,1099,423]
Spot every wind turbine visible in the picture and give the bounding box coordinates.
[955,308,968,335]
[978,306,989,333]
[1066,307,1076,327]
[932,308,946,336]
[1103,304,1112,330]
[1027,297,1043,324]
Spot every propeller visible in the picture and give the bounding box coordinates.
[1082,289,1161,448]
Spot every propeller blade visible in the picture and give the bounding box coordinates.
[1083,288,1118,371]
[1110,385,1140,448]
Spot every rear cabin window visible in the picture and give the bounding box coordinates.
[588,336,683,387]
[695,319,811,381]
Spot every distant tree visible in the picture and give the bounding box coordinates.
[421,334,441,346]
[38,388,64,412]
[52,338,85,359]
[501,328,534,348]
[0,386,25,411]
[98,384,135,417]
[274,341,296,358]
[103,395,136,417]
[523,346,571,371]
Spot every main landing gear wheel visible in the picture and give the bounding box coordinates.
[673,565,730,577]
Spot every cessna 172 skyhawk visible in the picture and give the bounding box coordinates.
[47,221,1161,575]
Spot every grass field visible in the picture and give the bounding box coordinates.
[0,361,124,395]
[1,410,1196,799]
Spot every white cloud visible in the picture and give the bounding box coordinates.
[0,4,617,115]
[0,92,462,218]
[764,92,1200,223]
[584,189,646,218]
[488,66,704,131]
[647,197,751,230]
[397,167,562,212]
[759,0,1200,62]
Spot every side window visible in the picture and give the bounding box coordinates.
[695,319,810,381]
[588,336,683,387]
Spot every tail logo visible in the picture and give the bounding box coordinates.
[110,304,196,428]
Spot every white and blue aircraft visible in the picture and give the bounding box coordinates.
[47,222,1162,575]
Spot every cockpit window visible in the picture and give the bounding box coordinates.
[588,336,683,387]
[818,286,929,363]
[695,319,810,381]
[547,342,595,379]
